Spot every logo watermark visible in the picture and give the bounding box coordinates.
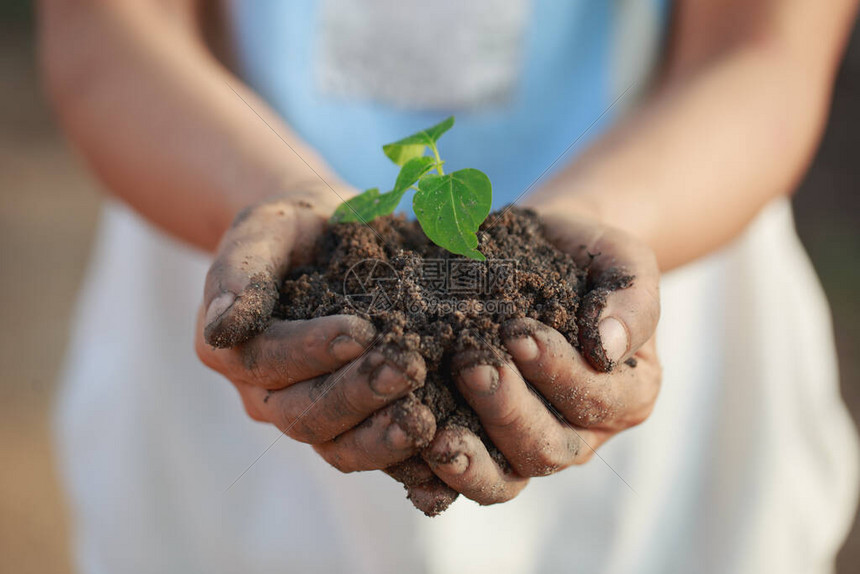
[343,259,401,315]
[344,258,518,316]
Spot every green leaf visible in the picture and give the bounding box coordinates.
[373,188,406,216]
[382,143,426,166]
[328,187,402,224]
[413,168,492,260]
[393,156,436,195]
[330,188,380,223]
[382,116,455,166]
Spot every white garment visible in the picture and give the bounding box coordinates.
[56,198,859,574]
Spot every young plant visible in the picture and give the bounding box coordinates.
[330,117,492,261]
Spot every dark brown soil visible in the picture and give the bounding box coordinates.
[270,206,632,515]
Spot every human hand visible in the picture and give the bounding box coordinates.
[195,192,436,472]
[422,209,662,504]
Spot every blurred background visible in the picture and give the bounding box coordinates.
[1,3,858,573]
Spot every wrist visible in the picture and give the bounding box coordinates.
[208,178,355,253]
[277,178,358,215]
[524,188,662,260]
[525,193,603,224]
[229,174,355,221]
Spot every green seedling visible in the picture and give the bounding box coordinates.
[330,117,492,261]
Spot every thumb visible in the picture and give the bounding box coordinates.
[541,213,661,372]
[203,198,323,348]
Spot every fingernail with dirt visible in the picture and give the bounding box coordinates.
[205,292,235,328]
[506,335,539,362]
[330,335,365,362]
[461,365,499,395]
[599,316,629,364]
[437,453,469,475]
[371,363,408,395]
[385,422,413,450]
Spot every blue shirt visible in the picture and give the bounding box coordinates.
[228,0,670,212]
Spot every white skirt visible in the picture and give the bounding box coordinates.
[56,198,858,574]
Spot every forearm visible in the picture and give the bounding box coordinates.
[39,0,343,252]
[527,1,857,271]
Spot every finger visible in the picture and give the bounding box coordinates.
[203,197,325,348]
[196,309,377,390]
[503,318,660,430]
[454,357,601,476]
[541,213,660,370]
[237,348,426,443]
[384,457,459,517]
[424,425,529,505]
[313,395,436,472]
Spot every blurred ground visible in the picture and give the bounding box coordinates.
[0,20,96,574]
[0,6,858,574]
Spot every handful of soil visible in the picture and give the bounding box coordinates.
[269,206,630,515]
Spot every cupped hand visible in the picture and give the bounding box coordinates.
[424,209,662,505]
[195,192,436,473]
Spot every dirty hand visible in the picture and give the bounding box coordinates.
[195,192,435,472]
[426,210,662,504]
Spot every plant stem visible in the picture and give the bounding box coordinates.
[431,143,444,175]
